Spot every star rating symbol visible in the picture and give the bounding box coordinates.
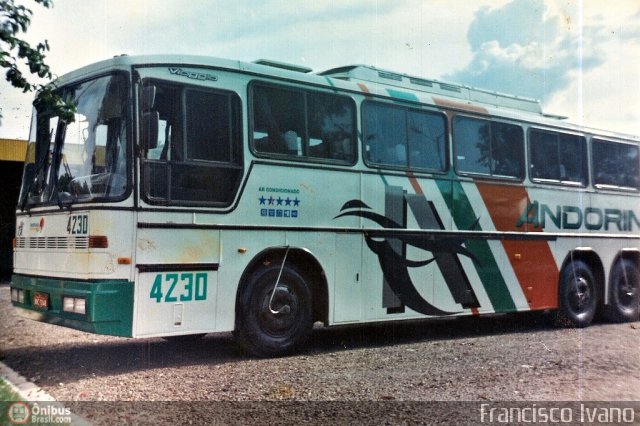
[258,194,300,211]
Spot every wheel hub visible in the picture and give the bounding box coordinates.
[259,285,299,336]
[571,276,591,311]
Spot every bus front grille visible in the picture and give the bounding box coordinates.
[15,236,90,250]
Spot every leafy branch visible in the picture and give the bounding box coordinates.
[0,0,74,122]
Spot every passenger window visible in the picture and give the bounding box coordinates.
[251,84,356,163]
[407,110,447,171]
[363,103,407,166]
[307,92,355,162]
[363,101,447,171]
[529,130,587,185]
[454,116,524,179]
[592,139,639,190]
[252,85,304,156]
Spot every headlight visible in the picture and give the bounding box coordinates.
[10,288,24,304]
[62,296,86,315]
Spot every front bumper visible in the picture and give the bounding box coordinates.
[10,274,134,337]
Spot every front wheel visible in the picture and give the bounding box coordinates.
[236,264,313,357]
[606,258,640,323]
[555,260,598,328]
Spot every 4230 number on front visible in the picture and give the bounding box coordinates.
[149,273,207,303]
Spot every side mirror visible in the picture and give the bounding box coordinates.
[141,111,159,150]
[141,85,156,111]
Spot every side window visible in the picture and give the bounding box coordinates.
[592,139,639,190]
[307,92,355,162]
[251,84,356,163]
[454,116,524,179]
[252,85,304,155]
[529,130,587,185]
[363,103,407,166]
[186,89,234,163]
[141,80,242,206]
[407,110,447,171]
[363,101,447,171]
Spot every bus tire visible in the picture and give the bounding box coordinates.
[556,260,598,328]
[605,258,640,323]
[236,264,313,357]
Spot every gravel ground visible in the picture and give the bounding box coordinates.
[1,283,639,424]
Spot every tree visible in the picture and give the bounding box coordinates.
[0,0,73,122]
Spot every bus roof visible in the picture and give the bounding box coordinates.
[54,54,637,141]
[318,65,544,115]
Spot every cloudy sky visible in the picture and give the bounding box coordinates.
[1,0,639,139]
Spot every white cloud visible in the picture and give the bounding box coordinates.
[1,0,638,138]
[445,0,640,135]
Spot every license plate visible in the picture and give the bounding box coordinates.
[33,292,49,309]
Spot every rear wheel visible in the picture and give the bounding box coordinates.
[606,258,640,323]
[556,260,598,328]
[236,264,313,357]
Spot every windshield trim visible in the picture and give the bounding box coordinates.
[18,71,134,211]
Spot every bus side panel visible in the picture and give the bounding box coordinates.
[216,162,363,328]
[333,233,363,323]
[525,185,591,306]
[356,173,494,321]
[133,270,217,337]
[132,227,220,337]
[214,229,287,332]
[471,180,558,311]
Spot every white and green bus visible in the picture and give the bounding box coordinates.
[10,55,640,356]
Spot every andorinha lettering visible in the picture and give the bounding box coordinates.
[517,201,640,231]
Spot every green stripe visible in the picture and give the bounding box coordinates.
[324,76,338,92]
[11,274,134,337]
[386,88,419,102]
[435,179,517,312]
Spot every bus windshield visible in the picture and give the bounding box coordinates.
[19,73,129,209]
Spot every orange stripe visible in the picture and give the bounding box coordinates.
[433,97,489,116]
[357,83,370,94]
[407,172,423,195]
[475,181,558,310]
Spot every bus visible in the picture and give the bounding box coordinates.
[10,55,640,357]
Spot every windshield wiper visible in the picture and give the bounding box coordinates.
[19,170,44,212]
[19,185,33,212]
[54,154,74,210]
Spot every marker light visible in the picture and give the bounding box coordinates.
[88,236,109,249]
[63,296,86,315]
